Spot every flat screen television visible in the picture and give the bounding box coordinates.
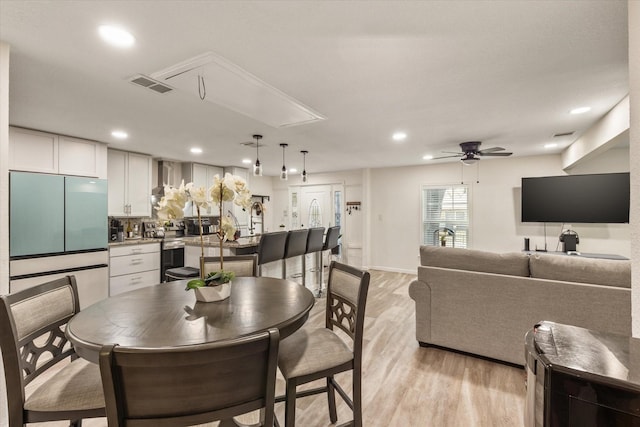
[521,172,630,223]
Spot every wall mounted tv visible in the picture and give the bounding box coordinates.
[521,172,630,223]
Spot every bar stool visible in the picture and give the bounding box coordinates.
[165,266,200,282]
[256,231,288,277]
[303,227,325,293]
[282,229,309,282]
[319,226,341,294]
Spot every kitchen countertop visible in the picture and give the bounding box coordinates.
[108,237,163,247]
[108,235,261,249]
[182,235,261,249]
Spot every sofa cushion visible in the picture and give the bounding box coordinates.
[529,254,631,288]
[419,246,530,277]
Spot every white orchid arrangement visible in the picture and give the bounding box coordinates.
[156,173,252,277]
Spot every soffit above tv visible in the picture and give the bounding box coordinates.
[148,52,326,128]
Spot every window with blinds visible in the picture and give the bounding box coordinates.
[422,185,469,248]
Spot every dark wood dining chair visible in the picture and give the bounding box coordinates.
[0,275,105,426]
[201,254,258,277]
[277,262,370,427]
[99,328,281,427]
[257,231,288,276]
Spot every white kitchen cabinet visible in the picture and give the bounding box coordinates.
[9,251,109,310]
[182,162,224,216]
[58,135,108,178]
[108,149,152,217]
[109,243,160,295]
[9,126,107,178]
[9,127,57,173]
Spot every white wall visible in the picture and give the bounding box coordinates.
[367,153,630,273]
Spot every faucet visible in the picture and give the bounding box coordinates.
[249,201,265,235]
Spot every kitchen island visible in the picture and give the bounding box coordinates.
[184,235,261,268]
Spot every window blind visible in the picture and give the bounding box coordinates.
[422,185,469,248]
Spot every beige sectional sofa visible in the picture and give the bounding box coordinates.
[408,246,631,366]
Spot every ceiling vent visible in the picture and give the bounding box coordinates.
[150,52,326,128]
[128,75,173,94]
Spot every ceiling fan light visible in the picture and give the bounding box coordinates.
[302,170,308,183]
[461,153,479,165]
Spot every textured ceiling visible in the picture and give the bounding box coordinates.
[0,1,629,175]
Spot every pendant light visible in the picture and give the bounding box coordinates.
[301,150,308,183]
[252,134,262,176]
[280,143,288,181]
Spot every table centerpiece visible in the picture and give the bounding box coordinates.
[156,173,252,302]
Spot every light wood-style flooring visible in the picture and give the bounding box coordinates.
[28,269,525,427]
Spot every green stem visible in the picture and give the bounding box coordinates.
[197,205,204,279]
[219,186,224,271]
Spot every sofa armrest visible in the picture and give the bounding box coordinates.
[408,279,432,344]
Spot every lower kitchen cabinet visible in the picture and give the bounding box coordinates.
[9,251,109,310]
[109,242,160,296]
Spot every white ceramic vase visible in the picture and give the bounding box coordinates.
[194,282,231,302]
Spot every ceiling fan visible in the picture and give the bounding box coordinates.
[433,141,513,164]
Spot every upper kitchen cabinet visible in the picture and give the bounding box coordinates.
[9,127,107,178]
[182,162,224,216]
[108,149,152,217]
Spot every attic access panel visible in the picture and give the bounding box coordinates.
[151,52,326,128]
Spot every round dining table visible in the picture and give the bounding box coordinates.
[66,276,315,363]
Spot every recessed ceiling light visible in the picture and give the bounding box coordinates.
[190,147,203,154]
[392,132,407,141]
[111,130,128,139]
[544,143,558,149]
[289,168,298,174]
[570,106,591,115]
[242,158,252,164]
[422,154,433,160]
[98,25,135,48]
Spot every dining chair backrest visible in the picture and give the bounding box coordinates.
[257,231,288,266]
[326,261,370,350]
[305,227,325,254]
[323,226,341,251]
[99,328,280,427]
[201,255,258,277]
[0,275,105,425]
[284,229,309,259]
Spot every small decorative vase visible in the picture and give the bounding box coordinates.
[194,282,231,302]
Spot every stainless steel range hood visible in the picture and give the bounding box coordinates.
[151,160,181,218]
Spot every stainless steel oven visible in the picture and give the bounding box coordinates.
[161,238,185,282]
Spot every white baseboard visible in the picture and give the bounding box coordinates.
[365,265,416,274]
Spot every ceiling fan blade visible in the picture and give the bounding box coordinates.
[431,154,463,160]
[480,152,513,156]
[441,151,464,155]
[478,147,505,154]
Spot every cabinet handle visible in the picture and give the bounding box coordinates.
[130,248,143,253]
[130,258,143,264]
[130,276,142,283]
